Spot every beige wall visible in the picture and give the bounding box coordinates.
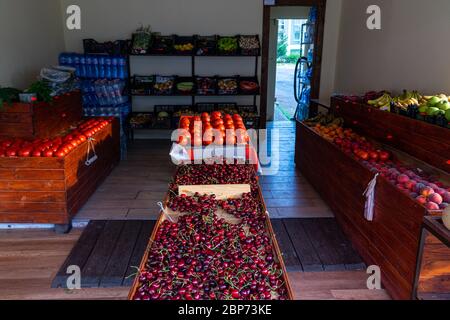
[0,0,65,89]
[334,0,450,96]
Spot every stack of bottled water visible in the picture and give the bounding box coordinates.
[59,53,128,80]
[60,52,131,159]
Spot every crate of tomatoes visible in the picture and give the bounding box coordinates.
[0,117,120,226]
[177,111,250,147]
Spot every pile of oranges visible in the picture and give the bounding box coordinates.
[313,123,353,141]
[178,111,250,146]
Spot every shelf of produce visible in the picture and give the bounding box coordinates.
[127,179,294,300]
[330,96,450,174]
[0,91,83,139]
[131,93,260,97]
[295,120,442,300]
[413,216,450,300]
[129,53,260,57]
[0,119,120,226]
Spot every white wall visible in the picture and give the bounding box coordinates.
[319,0,342,101]
[334,0,450,96]
[0,0,65,89]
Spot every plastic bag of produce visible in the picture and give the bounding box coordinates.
[131,25,152,54]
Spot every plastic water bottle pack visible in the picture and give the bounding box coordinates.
[59,53,128,80]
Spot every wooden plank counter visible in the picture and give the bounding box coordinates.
[295,121,433,300]
[0,119,120,227]
[330,96,450,173]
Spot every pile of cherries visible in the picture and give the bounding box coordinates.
[134,193,287,300]
[0,118,112,158]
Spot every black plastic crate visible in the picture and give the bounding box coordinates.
[195,35,217,56]
[217,77,239,95]
[238,35,261,56]
[175,77,195,95]
[83,39,130,55]
[217,36,239,55]
[151,35,175,54]
[173,36,196,55]
[153,75,176,95]
[239,105,259,129]
[129,112,154,129]
[196,76,217,95]
[196,103,216,113]
[217,103,238,114]
[131,75,154,95]
[154,105,175,129]
[239,77,260,95]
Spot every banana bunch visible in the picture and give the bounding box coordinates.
[392,90,421,110]
[368,93,392,111]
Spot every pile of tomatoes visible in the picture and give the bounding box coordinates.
[178,111,250,146]
[0,118,112,158]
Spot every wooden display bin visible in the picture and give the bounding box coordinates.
[295,121,443,300]
[0,119,120,228]
[330,96,450,174]
[0,91,83,139]
[128,182,294,300]
[413,216,450,300]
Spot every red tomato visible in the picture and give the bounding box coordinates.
[55,149,66,158]
[203,124,213,131]
[32,149,42,157]
[193,116,201,122]
[18,148,32,157]
[44,149,54,157]
[211,111,222,119]
[217,124,226,132]
[6,148,17,157]
[232,114,242,121]
[213,119,224,127]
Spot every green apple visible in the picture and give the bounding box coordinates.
[419,106,429,114]
[427,107,440,116]
[437,101,450,111]
[427,96,441,106]
[446,109,450,121]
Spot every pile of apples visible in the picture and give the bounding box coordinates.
[368,162,450,211]
[313,125,391,163]
[0,118,112,158]
[178,111,250,146]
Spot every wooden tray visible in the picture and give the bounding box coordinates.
[127,181,294,300]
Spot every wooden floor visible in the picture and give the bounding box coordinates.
[51,220,155,289]
[0,227,390,300]
[0,121,390,300]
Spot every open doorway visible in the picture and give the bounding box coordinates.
[260,1,326,129]
[266,7,313,124]
[274,18,308,121]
